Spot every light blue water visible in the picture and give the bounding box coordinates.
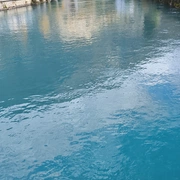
[0,0,180,179]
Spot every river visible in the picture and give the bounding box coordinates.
[0,0,180,179]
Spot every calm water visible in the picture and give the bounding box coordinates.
[0,0,180,179]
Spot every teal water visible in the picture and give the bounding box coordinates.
[0,0,180,179]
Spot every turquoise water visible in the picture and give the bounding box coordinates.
[0,0,180,179]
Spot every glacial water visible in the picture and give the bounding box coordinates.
[0,0,180,179]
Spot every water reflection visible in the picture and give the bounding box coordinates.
[45,0,145,41]
[0,0,179,107]
[0,0,180,107]
[0,0,180,179]
[0,0,162,43]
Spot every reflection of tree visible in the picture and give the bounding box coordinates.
[140,0,161,38]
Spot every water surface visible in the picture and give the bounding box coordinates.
[0,0,180,179]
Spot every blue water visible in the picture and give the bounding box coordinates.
[0,0,180,179]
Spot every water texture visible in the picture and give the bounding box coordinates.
[0,0,180,179]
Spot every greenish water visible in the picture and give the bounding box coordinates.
[0,0,180,179]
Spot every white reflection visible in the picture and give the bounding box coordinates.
[0,7,33,46]
[140,46,180,83]
[115,0,125,13]
[0,75,151,162]
[0,7,32,31]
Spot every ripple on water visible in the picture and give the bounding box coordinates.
[1,0,180,179]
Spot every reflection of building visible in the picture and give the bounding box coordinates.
[0,0,164,45]
[39,14,50,38]
[0,6,33,45]
[39,0,150,42]
[0,0,167,44]
[0,6,33,31]
[38,0,162,43]
[53,0,113,41]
